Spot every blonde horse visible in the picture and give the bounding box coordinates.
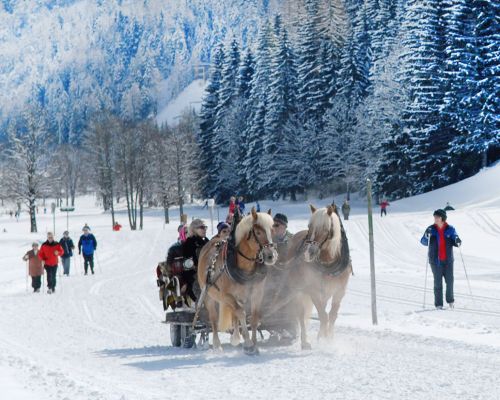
[286,205,352,349]
[197,207,278,355]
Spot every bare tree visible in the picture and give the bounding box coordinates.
[3,107,50,232]
[53,144,83,206]
[150,125,177,224]
[166,112,201,219]
[115,119,154,230]
[84,113,118,227]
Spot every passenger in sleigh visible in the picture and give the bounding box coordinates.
[181,219,210,305]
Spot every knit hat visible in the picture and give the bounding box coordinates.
[189,219,207,236]
[217,221,230,233]
[273,213,288,226]
[433,209,447,221]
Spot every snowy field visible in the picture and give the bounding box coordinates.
[1,165,500,400]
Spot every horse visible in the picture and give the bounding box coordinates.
[197,207,278,355]
[286,204,352,349]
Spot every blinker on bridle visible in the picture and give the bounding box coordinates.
[238,223,276,263]
[305,219,335,250]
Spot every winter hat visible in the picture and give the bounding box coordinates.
[273,213,288,227]
[433,209,447,221]
[189,219,207,236]
[63,230,69,236]
[217,221,230,234]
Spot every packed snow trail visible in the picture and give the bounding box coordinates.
[1,172,500,399]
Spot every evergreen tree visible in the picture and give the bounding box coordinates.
[243,21,274,197]
[466,0,500,165]
[198,45,225,196]
[399,0,447,193]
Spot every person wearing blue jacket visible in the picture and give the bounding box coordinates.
[78,226,97,275]
[420,209,462,309]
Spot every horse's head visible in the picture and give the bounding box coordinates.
[303,205,341,263]
[235,207,278,266]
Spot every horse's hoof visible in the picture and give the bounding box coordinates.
[243,345,259,356]
[301,342,312,351]
[230,335,241,347]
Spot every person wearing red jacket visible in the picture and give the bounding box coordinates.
[38,232,64,294]
[380,200,390,217]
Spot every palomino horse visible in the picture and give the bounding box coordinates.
[286,205,352,349]
[197,207,278,355]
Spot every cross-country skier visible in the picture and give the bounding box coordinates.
[420,209,462,309]
[38,232,64,294]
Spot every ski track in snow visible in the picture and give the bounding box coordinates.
[1,190,500,399]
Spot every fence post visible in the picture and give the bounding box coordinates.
[367,179,378,325]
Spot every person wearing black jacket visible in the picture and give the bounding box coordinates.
[181,219,209,303]
[59,231,75,276]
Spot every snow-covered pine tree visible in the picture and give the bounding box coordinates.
[399,0,447,193]
[198,44,225,197]
[296,0,328,127]
[466,0,500,166]
[238,49,255,100]
[243,20,274,198]
[210,40,242,196]
[441,0,478,181]
[261,27,297,195]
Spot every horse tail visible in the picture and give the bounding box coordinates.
[218,304,233,332]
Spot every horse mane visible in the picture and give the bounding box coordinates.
[235,212,274,245]
[309,207,342,260]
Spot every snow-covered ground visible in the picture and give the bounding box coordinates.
[1,165,499,400]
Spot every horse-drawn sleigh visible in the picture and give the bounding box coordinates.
[156,205,352,355]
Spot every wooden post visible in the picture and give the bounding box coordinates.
[367,179,378,325]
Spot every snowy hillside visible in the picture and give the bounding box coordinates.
[1,165,500,399]
[0,0,282,141]
[156,79,208,126]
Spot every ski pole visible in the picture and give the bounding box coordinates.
[423,257,429,309]
[459,247,475,306]
[42,268,45,295]
[26,260,29,293]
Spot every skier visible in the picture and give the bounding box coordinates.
[59,231,75,276]
[22,242,43,293]
[380,199,390,217]
[444,202,455,211]
[181,219,210,303]
[202,199,209,210]
[78,226,97,275]
[341,200,351,221]
[420,209,462,309]
[256,201,261,213]
[112,221,122,231]
[38,232,64,294]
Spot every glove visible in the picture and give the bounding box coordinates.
[425,228,432,238]
[455,238,462,247]
[78,251,81,255]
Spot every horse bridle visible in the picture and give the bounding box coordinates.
[237,224,276,264]
[304,219,335,251]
